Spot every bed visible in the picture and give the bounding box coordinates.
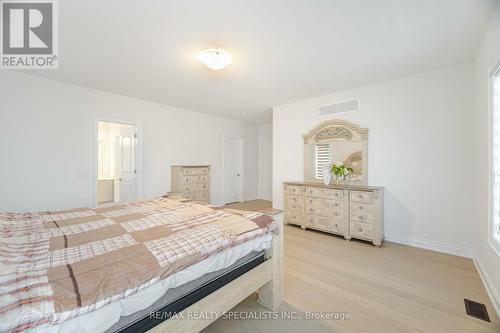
[0,196,284,333]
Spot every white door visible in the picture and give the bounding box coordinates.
[224,137,241,204]
[258,127,273,201]
[115,125,136,202]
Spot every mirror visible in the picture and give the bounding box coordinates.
[304,120,368,184]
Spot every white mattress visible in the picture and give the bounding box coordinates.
[38,233,272,333]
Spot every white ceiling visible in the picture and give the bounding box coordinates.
[29,0,498,123]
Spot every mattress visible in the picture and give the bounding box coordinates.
[40,233,272,333]
[0,197,277,333]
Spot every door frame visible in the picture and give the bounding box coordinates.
[93,117,143,207]
[222,135,244,204]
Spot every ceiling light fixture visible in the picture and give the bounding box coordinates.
[198,49,232,70]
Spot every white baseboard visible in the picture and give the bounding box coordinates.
[385,232,473,258]
[473,255,500,317]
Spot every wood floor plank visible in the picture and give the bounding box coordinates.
[208,201,499,332]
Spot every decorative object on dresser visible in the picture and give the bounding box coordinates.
[283,182,384,246]
[171,165,210,203]
[304,119,368,184]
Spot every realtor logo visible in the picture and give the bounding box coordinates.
[1,0,58,69]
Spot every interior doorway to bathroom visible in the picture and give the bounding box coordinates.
[96,121,139,204]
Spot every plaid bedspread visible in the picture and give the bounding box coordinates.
[0,197,277,332]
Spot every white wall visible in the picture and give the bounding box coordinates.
[0,71,258,211]
[473,3,500,314]
[273,63,476,257]
[243,124,259,201]
[258,123,273,200]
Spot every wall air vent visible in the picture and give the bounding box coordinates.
[318,100,358,117]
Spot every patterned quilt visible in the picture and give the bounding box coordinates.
[0,197,277,333]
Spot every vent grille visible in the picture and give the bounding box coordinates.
[319,100,358,117]
[464,299,490,322]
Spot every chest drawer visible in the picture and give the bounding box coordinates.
[350,202,375,222]
[285,211,303,225]
[286,185,305,195]
[306,187,343,200]
[350,221,373,240]
[183,175,200,184]
[306,215,344,234]
[194,191,209,202]
[183,167,209,176]
[350,191,373,204]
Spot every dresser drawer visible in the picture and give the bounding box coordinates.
[306,206,342,218]
[305,198,343,217]
[286,185,304,195]
[350,202,375,222]
[350,191,373,204]
[306,215,344,234]
[286,195,304,211]
[285,211,303,225]
[350,221,373,240]
[306,187,343,200]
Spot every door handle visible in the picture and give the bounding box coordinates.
[118,178,123,181]
[237,174,240,176]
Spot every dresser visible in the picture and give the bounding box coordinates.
[283,182,384,246]
[171,165,210,203]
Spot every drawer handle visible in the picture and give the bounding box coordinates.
[359,205,363,209]
[359,215,363,219]
[334,203,338,207]
[309,190,313,194]
[292,197,297,201]
[334,213,338,216]
[310,208,313,212]
[334,224,338,228]
[309,200,313,203]
[358,228,363,232]
[293,215,296,219]
[358,195,363,199]
[293,189,296,192]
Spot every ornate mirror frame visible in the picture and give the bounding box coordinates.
[303,119,369,184]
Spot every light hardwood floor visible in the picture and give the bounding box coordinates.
[203,200,499,333]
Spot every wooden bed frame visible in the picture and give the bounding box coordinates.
[148,211,284,333]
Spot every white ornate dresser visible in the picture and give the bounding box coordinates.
[283,182,384,246]
[171,165,210,203]
[286,119,385,246]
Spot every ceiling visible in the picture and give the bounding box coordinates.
[28,0,498,123]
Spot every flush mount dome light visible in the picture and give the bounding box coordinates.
[198,49,232,70]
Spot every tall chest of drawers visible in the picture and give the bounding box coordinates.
[283,182,384,246]
[171,166,210,203]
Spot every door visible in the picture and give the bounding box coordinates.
[224,137,241,204]
[115,125,136,202]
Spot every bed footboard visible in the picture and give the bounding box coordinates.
[147,211,284,333]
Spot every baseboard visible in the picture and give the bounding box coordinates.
[385,232,473,258]
[473,255,500,317]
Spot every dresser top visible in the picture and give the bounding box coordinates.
[283,181,384,191]
[171,165,210,168]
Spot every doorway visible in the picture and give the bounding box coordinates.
[224,136,243,204]
[96,121,138,204]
